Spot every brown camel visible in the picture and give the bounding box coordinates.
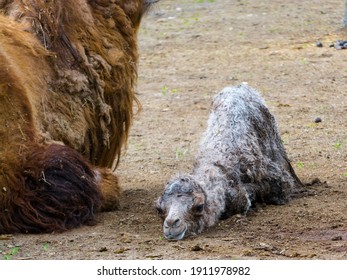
[0,0,158,233]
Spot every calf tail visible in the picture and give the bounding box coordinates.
[0,144,102,233]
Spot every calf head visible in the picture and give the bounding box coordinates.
[156,176,207,240]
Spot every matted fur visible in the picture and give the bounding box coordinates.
[156,84,304,240]
[0,0,156,233]
[0,144,102,233]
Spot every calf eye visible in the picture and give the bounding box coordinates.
[193,204,204,213]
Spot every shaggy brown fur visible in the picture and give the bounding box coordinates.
[0,0,156,233]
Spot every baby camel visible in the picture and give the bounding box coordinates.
[156,84,304,240]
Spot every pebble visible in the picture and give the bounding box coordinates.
[331,236,342,241]
[99,247,108,252]
[314,117,322,123]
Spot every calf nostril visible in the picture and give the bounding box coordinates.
[165,218,181,228]
[172,218,180,227]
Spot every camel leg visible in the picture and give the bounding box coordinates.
[95,168,121,211]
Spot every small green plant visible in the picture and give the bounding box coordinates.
[296,161,305,168]
[4,246,20,260]
[307,123,318,128]
[161,85,169,95]
[161,85,179,96]
[333,141,342,149]
[300,58,309,65]
[42,243,49,250]
[269,27,281,34]
[175,147,188,160]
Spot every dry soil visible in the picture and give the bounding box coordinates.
[1,0,346,260]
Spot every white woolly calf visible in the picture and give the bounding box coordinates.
[156,84,303,240]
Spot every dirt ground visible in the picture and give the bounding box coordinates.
[1,0,346,260]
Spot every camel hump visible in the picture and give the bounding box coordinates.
[0,144,102,233]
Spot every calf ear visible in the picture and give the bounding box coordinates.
[154,198,165,217]
[154,197,161,209]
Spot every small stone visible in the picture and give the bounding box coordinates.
[314,117,322,123]
[316,41,323,47]
[331,236,342,241]
[99,247,108,252]
[332,40,347,50]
